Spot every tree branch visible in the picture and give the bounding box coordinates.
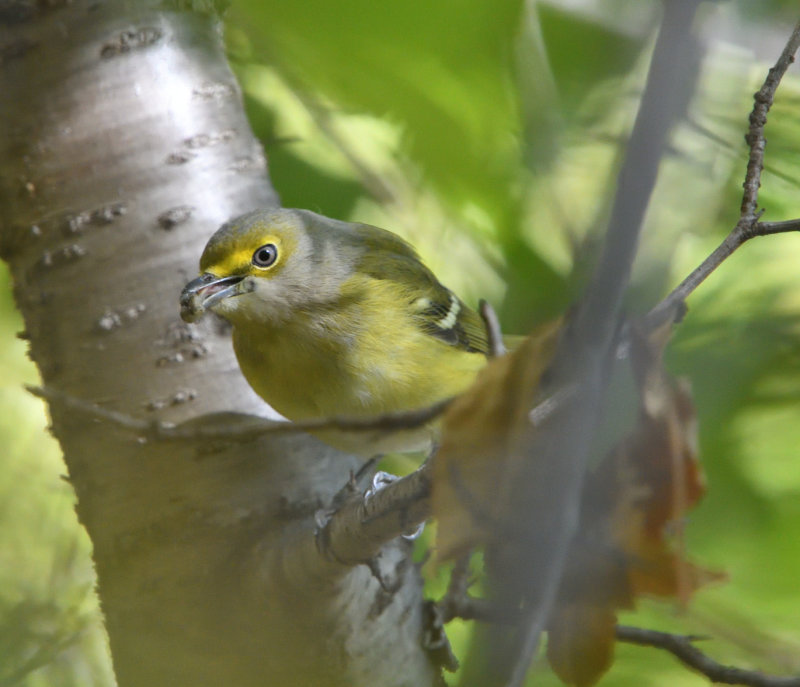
[499,3,705,686]
[741,22,800,218]
[316,463,432,567]
[30,377,438,581]
[616,626,800,687]
[436,584,800,687]
[437,592,800,687]
[26,384,451,443]
[646,20,800,330]
[757,218,800,236]
[440,554,474,623]
[25,384,435,582]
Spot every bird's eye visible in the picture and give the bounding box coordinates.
[252,243,278,268]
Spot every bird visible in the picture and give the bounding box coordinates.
[180,208,490,455]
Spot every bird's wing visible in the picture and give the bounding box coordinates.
[410,285,489,354]
[353,224,489,355]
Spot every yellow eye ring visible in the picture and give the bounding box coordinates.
[252,243,278,268]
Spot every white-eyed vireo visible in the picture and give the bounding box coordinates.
[180,208,489,455]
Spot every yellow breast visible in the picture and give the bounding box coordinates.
[230,275,486,453]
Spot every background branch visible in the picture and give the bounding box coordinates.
[646,20,800,329]
[497,3,705,685]
[616,626,800,687]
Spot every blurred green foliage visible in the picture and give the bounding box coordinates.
[2,1,800,685]
[0,264,113,687]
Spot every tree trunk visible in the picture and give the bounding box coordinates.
[0,3,438,686]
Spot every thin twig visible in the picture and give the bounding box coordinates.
[646,20,800,330]
[277,68,397,206]
[444,596,513,625]
[439,591,800,687]
[443,601,800,687]
[741,21,800,218]
[616,626,800,687]
[645,213,800,330]
[26,385,452,443]
[479,299,507,357]
[0,630,80,687]
[437,586,800,687]
[440,554,473,623]
[758,218,800,236]
[438,559,518,624]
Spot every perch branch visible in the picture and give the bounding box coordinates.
[315,463,432,566]
[31,377,438,577]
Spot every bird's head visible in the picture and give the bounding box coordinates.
[180,208,355,325]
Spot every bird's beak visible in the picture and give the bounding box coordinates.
[180,273,244,323]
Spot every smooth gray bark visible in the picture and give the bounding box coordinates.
[0,3,438,686]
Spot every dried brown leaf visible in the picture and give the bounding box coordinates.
[548,605,616,687]
[432,316,720,687]
[431,320,562,560]
[548,322,722,685]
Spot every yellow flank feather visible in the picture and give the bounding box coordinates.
[233,275,485,419]
[180,208,489,456]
